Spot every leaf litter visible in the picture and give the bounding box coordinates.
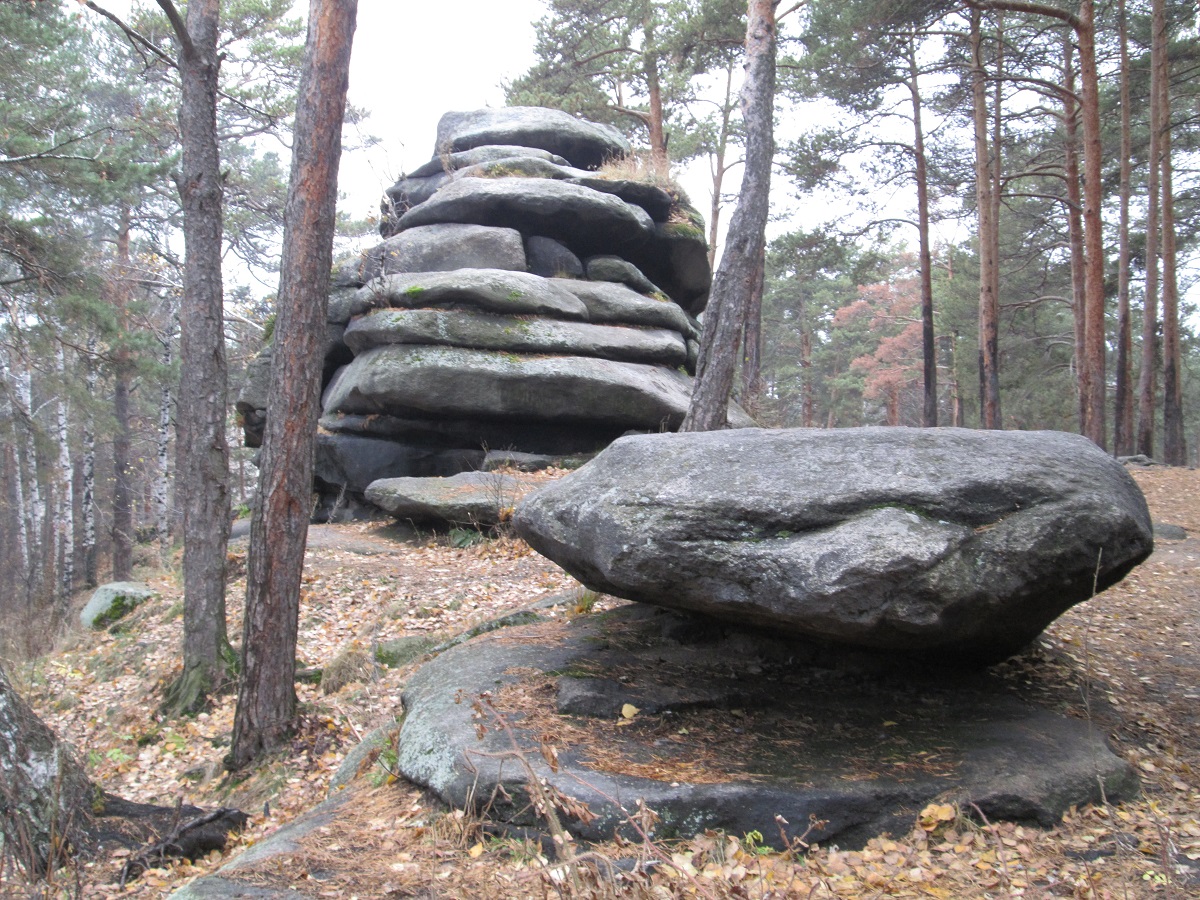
[10,465,1200,897]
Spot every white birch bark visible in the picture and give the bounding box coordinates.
[155,330,173,559]
[15,363,43,596]
[54,345,74,606]
[81,337,97,587]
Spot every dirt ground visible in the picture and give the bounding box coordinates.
[7,465,1200,898]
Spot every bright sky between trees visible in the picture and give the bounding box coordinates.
[339,0,547,224]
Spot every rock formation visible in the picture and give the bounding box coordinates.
[388,426,1149,852]
[237,106,747,516]
[514,427,1155,664]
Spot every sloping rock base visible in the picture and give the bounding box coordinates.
[396,604,1137,850]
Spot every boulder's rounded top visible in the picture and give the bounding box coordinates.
[435,107,631,171]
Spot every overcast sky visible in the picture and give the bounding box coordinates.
[339,1,548,223]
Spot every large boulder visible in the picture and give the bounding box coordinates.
[435,107,630,170]
[365,471,538,527]
[322,345,702,431]
[394,604,1138,850]
[409,144,570,178]
[313,431,482,495]
[373,224,526,279]
[342,269,590,323]
[513,427,1154,664]
[343,309,688,367]
[81,582,156,630]
[395,178,656,257]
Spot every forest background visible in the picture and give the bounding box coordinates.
[1,0,1198,653]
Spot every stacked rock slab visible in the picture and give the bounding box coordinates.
[237,106,742,513]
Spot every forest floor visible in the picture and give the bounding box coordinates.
[5,465,1200,898]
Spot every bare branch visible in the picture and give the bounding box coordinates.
[79,1,177,69]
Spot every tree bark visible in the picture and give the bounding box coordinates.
[0,661,95,878]
[975,0,1105,447]
[228,0,358,770]
[642,9,669,175]
[1137,0,1163,459]
[82,338,97,588]
[739,245,765,412]
[1062,36,1088,432]
[165,0,233,715]
[1112,0,1134,457]
[908,36,937,428]
[1156,0,1184,465]
[0,662,246,882]
[1076,0,1106,449]
[971,9,1001,430]
[681,0,777,432]
[111,206,134,582]
[53,345,74,612]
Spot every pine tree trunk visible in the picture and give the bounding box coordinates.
[971,9,1001,430]
[682,0,777,433]
[1062,37,1088,433]
[908,37,937,428]
[111,363,133,581]
[1076,0,1106,449]
[1112,0,1135,457]
[1137,2,1163,459]
[1155,0,1184,465]
[167,0,233,714]
[643,11,669,175]
[111,208,134,581]
[228,0,358,770]
[1,358,30,577]
[800,290,814,427]
[739,246,765,412]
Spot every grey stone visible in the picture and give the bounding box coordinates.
[81,582,156,630]
[322,345,702,432]
[451,155,675,221]
[168,793,353,899]
[395,604,1138,851]
[395,177,655,257]
[631,219,712,314]
[1154,522,1188,541]
[382,171,449,214]
[365,471,537,527]
[526,235,583,278]
[435,107,630,170]
[313,431,482,494]
[513,427,1154,663]
[559,280,700,338]
[482,449,593,472]
[235,326,352,448]
[235,348,273,448]
[321,412,622,457]
[377,223,526,277]
[585,255,663,295]
[410,144,570,178]
[350,269,589,322]
[342,308,687,367]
